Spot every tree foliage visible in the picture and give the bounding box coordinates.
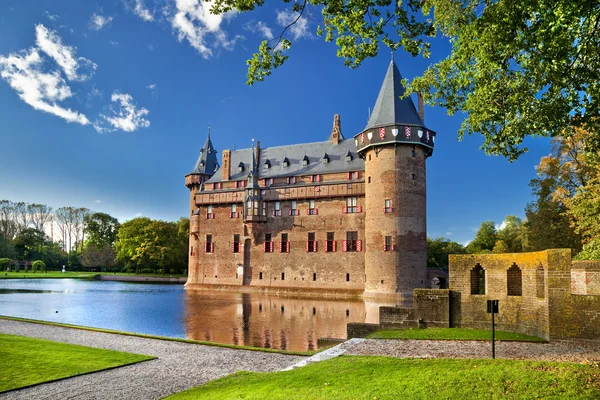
[427,237,465,269]
[212,0,600,160]
[84,212,120,248]
[31,260,46,273]
[466,221,497,254]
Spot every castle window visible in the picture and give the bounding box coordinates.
[507,263,522,296]
[207,205,214,219]
[322,154,329,164]
[346,273,350,282]
[230,204,238,218]
[345,197,357,213]
[281,272,285,281]
[470,264,485,295]
[205,235,214,253]
[347,171,359,180]
[273,201,281,216]
[345,153,352,162]
[343,231,361,252]
[280,233,290,253]
[287,176,296,184]
[232,234,240,253]
[326,232,336,252]
[290,200,299,216]
[306,232,317,252]
[411,173,416,181]
[311,175,322,183]
[302,156,309,166]
[536,265,545,298]
[308,200,318,215]
[384,236,394,252]
[235,180,246,188]
[190,246,194,256]
[313,273,317,281]
[264,233,273,253]
[238,163,244,173]
[384,199,393,213]
[369,154,372,161]
[259,272,263,280]
[263,178,274,186]
[264,160,271,169]
[412,148,416,158]
[283,158,290,168]
[368,177,371,184]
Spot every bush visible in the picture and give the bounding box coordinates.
[31,260,46,273]
[0,258,11,271]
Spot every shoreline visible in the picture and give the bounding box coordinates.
[1,272,187,284]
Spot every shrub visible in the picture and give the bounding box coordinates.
[0,258,11,270]
[31,260,46,273]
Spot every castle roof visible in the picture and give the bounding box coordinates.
[365,59,424,131]
[189,130,219,175]
[205,138,363,184]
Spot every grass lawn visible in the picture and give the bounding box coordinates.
[367,328,545,342]
[167,356,600,400]
[0,333,154,392]
[0,271,186,280]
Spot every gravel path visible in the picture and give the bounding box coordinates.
[0,319,303,400]
[345,339,600,362]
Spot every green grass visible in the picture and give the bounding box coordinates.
[367,328,545,342]
[0,316,314,356]
[167,356,600,400]
[0,271,186,280]
[0,332,154,392]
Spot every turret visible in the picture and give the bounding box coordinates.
[356,59,436,297]
[185,128,219,214]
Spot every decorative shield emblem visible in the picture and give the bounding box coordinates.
[417,129,423,138]
[360,134,364,144]
[379,127,385,140]
[405,126,411,138]
[426,130,430,141]
[367,131,373,140]
[392,128,398,137]
[314,186,320,192]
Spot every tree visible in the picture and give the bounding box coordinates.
[84,212,120,248]
[427,237,465,269]
[492,240,509,254]
[114,217,153,272]
[0,200,18,240]
[0,233,15,259]
[497,216,527,253]
[576,238,600,260]
[212,0,600,160]
[0,257,11,270]
[28,203,53,233]
[81,245,117,270]
[31,260,46,273]
[13,228,47,261]
[466,221,497,254]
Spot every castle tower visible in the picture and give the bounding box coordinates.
[355,59,436,297]
[185,130,219,278]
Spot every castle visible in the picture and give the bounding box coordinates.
[185,59,436,297]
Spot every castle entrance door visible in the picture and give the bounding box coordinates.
[243,239,252,285]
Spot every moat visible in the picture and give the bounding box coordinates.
[0,279,403,351]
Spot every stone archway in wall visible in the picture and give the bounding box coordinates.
[243,239,252,286]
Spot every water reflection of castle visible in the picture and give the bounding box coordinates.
[184,291,399,351]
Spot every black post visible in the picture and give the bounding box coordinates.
[492,309,495,359]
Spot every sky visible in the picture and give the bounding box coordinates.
[0,0,552,246]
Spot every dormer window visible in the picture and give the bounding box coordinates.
[345,152,352,162]
[302,156,309,166]
[264,160,271,169]
[200,161,205,167]
[283,158,290,168]
[322,154,329,164]
[238,162,244,173]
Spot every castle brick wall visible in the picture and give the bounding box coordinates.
[571,260,600,295]
[363,146,428,295]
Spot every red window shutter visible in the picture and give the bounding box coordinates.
[357,205,363,213]
[287,242,290,252]
[383,207,386,213]
[314,241,318,252]
[347,172,351,180]
[263,242,266,252]
[204,241,207,252]
[289,209,292,216]
[342,240,347,252]
[383,245,386,251]
[242,180,246,187]
[293,177,296,184]
[272,211,275,217]
[357,240,362,252]
[296,209,300,215]
[324,243,329,253]
[270,242,274,252]
[342,207,348,214]
[354,171,359,179]
[333,240,337,252]
[232,242,235,253]
[314,208,318,215]
[317,175,322,182]
[392,244,396,251]
[279,241,283,252]
[306,241,309,252]
[306,209,310,215]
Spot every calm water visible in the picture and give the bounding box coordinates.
[0,279,403,351]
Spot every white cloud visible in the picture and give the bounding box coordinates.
[445,232,453,236]
[146,83,157,90]
[94,199,102,204]
[462,240,472,247]
[245,21,274,40]
[171,0,239,58]
[109,40,119,46]
[45,11,59,22]
[90,13,113,31]
[495,221,508,231]
[133,0,154,22]
[95,92,150,133]
[35,24,96,81]
[0,47,90,125]
[276,9,310,40]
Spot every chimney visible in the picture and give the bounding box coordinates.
[331,114,341,145]
[417,92,425,123]
[222,149,231,181]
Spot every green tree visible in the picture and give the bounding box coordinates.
[31,260,46,273]
[466,221,497,254]
[0,233,15,259]
[13,228,47,261]
[497,216,527,253]
[492,240,509,254]
[0,257,11,271]
[212,0,600,160]
[114,217,153,272]
[575,238,600,260]
[84,212,120,248]
[427,237,466,269]
[81,245,117,270]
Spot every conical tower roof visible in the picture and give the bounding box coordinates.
[365,59,424,130]
[189,130,219,175]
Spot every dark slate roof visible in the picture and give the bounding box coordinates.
[189,133,219,175]
[205,138,364,183]
[365,59,424,130]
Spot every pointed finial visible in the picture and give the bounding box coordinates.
[391,50,395,62]
[207,123,211,139]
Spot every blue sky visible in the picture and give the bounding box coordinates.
[0,1,551,245]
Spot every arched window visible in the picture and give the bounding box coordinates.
[536,265,545,298]
[470,264,485,295]
[507,263,522,296]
